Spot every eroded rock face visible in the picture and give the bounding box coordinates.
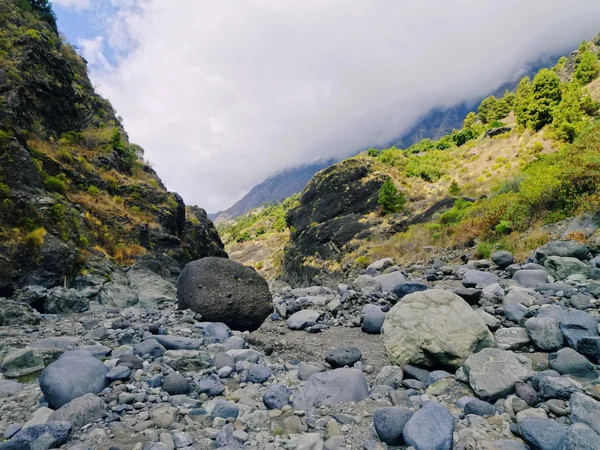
[382,289,494,368]
[177,257,272,332]
[282,159,386,285]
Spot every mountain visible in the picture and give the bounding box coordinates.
[0,1,225,298]
[210,160,335,224]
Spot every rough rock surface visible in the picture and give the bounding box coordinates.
[382,289,494,368]
[177,257,272,331]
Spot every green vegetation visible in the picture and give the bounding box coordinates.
[449,180,460,196]
[45,176,67,193]
[378,177,406,214]
[218,194,300,244]
[574,51,600,84]
[24,227,46,249]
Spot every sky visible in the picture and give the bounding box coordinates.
[51,1,600,213]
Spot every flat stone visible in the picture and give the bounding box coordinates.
[494,327,531,350]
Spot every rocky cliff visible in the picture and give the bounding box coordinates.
[0,1,225,299]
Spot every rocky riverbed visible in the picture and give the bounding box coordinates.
[2,239,600,449]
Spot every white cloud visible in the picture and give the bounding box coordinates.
[52,0,90,11]
[88,0,600,212]
[77,36,111,70]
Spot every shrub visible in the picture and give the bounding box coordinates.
[378,178,406,214]
[0,181,9,197]
[367,147,380,157]
[46,176,67,193]
[449,180,460,196]
[574,51,600,85]
[379,148,406,167]
[451,127,477,146]
[56,149,73,163]
[236,231,252,243]
[255,260,264,270]
[495,220,513,234]
[24,227,46,249]
[476,242,492,259]
[355,256,370,268]
[113,243,147,265]
[87,185,100,197]
[405,150,452,182]
[518,69,562,131]
[439,199,472,225]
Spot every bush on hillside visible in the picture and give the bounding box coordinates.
[378,178,406,214]
[574,51,600,85]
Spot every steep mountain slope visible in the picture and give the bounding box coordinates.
[224,33,600,286]
[0,1,225,297]
[211,160,334,224]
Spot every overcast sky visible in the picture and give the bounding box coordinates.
[53,1,600,212]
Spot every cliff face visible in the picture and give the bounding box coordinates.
[0,1,225,297]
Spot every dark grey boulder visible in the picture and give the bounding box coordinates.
[286,309,320,330]
[560,310,598,349]
[524,317,564,351]
[199,322,232,344]
[512,270,549,288]
[462,270,499,288]
[492,251,515,269]
[325,347,362,368]
[246,364,271,384]
[263,384,292,410]
[106,366,131,382]
[211,401,239,419]
[535,240,589,262]
[564,423,600,450]
[47,393,105,428]
[1,422,72,450]
[133,339,166,358]
[162,372,191,395]
[177,257,272,332]
[40,351,108,409]
[152,335,202,350]
[373,407,413,445]
[196,374,225,397]
[531,370,561,390]
[361,304,385,334]
[570,392,600,434]
[548,348,598,379]
[519,416,566,450]
[464,398,496,416]
[453,287,482,305]
[403,402,454,450]
[538,376,581,400]
[577,337,600,363]
[43,287,88,314]
[392,281,429,299]
[293,368,369,411]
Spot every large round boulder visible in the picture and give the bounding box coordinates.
[177,257,272,331]
[40,350,108,409]
[382,289,494,369]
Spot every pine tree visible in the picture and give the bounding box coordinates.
[574,51,600,85]
[449,180,460,196]
[477,96,498,124]
[378,178,406,214]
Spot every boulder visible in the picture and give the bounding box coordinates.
[162,372,191,395]
[361,304,385,334]
[325,347,362,368]
[519,417,567,450]
[39,350,108,409]
[463,348,535,401]
[374,366,404,389]
[0,298,40,326]
[524,317,564,351]
[152,335,202,350]
[246,364,271,384]
[564,423,600,450]
[548,348,598,378]
[133,339,166,358]
[544,256,590,280]
[464,398,496,416]
[492,251,515,269]
[391,281,429,299]
[47,393,105,428]
[286,310,320,330]
[403,402,454,450]
[177,257,272,331]
[538,376,581,400]
[535,240,589,262]
[292,368,369,411]
[560,310,598,348]
[462,270,499,288]
[382,289,494,369]
[126,266,176,307]
[43,287,88,313]
[577,337,600,362]
[0,348,44,378]
[1,422,72,449]
[373,407,413,446]
[512,270,549,288]
[263,384,292,410]
[373,272,405,293]
[571,393,600,435]
[494,327,531,351]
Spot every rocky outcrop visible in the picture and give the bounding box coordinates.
[0,2,225,297]
[282,159,386,285]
